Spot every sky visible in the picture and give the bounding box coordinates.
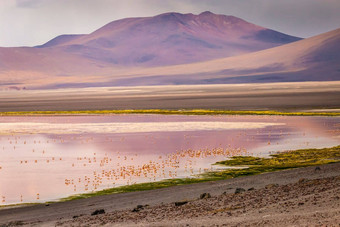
[0,0,340,47]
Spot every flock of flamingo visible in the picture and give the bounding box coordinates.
[63,146,249,193]
[0,131,254,204]
[0,115,338,205]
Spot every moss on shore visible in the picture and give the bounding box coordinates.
[0,109,339,116]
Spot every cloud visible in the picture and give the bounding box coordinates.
[0,0,339,46]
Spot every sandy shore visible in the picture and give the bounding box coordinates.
[1,82,340,112]
[1,162,340,226]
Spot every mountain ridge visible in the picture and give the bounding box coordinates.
[27,11,301,67]
[113,28,340,85]
[2,12,339,90]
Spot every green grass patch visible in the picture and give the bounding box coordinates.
[0,202,40,209]
[0,109,339,116]
[59,177,214,201]
[215,145,340,175]
[59,145,340,202]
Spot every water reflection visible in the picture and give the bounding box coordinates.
[0,115,339,205]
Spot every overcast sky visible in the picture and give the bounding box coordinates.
[0,0,340,47]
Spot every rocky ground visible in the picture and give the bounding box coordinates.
[56,175,340,226]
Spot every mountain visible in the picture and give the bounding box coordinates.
[116,28,340,85]
[32,11,300,67]
[2,12,338,90]
[0,12,301,89]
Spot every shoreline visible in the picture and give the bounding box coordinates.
[1,109,340,116]
[0,111,339,225]
[57,145,340,203]
[1,146,339,208]
[1,162,339,226]
[0,146,339,225]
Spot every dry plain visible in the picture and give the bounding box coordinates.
[1,81,340,112]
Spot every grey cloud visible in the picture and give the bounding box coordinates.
[0,0,340,46]
[16,0,46,8]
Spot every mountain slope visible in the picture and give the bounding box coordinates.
[3,12,339,90]
[0,12,301,72]
[113,28,340,85]
[0,28,338,89]
[38,11,300,66]
[45,11,301,66]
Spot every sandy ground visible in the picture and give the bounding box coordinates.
[0,82,340,112]
[0,162,340,226]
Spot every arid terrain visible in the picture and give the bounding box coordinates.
[0,162,339,226]
[0,82,339,112]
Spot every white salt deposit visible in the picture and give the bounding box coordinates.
[0,121,284,134]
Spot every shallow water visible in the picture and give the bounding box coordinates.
[0,114,339,205]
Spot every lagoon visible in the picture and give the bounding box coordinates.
[0,114,339,205]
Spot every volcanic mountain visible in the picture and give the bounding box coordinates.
[1,12,339,89]
[37,11,301,66]
[0,12,300,83]
[36,11,301,66]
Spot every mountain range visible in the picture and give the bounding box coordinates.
[0,11,339,89]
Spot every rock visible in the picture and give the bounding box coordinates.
[283,186,290,192]
[200,192,211,199]
[175,201,188,206]
[315,166,321,171]
[91,209,105,216]
[265,184,279,189]
[132,204,149,212]
[235,188,246,194]
[4,221,24,226]
[136,205,144,209]
[248,187,255,191]
[298,178,307,183]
